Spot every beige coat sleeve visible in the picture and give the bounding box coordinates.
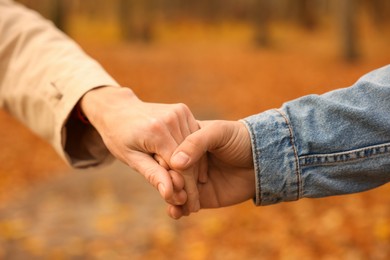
[0,0,119,168]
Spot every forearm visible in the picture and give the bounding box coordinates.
[243,65,390,205]
[0,0,119,167]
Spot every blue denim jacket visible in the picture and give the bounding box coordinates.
[243,65,390,206]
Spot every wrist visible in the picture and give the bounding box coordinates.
[79,86,138,126]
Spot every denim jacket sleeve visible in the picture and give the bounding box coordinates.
[242,65,390,206]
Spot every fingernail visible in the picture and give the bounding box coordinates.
[172,152,190,167]
[158,183,166,197]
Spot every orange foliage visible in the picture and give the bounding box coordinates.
[0,21,389,259]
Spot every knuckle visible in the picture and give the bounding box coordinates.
[187,189,199,199]
[145,170,158,188]
[176,103,189,112]
[148,118,165,133]
[172,103,189,118]
[186,190,199,204]
[162,113,176,126]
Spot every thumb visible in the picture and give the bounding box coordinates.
[170,121,221,170]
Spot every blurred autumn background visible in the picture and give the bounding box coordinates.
[1,0,390,259]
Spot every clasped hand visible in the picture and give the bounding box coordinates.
[168,120,256,219]
[80,86,255,219]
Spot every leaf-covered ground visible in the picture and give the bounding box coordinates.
[0,22,389,259]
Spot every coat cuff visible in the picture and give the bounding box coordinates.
[242,109,303,205]
[52,72,120,168]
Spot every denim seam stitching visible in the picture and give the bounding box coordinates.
[276,109,302,200]
[242,119,262,205]
[299,143,390,166]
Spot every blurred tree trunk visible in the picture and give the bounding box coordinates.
[252,0,271,47]
[295,0,317,30]
[16,0,68,32]
[119,0,133,40]
[204,0,219,22]
[119,0,154,43]
[284,0,318,30]
[365,0,390,28]
[339,0,359,61]
[49,0,67,32]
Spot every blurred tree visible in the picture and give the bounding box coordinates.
[202,0,220,22]
[295,0,318,30]
[365,0,390,28]
[252,0,272,47]
[284,0,318,30]
[15,0,68,32]
[118,0,155,43]
[339,0,359,61]
[228,1,252,21]
[49,0,67,32]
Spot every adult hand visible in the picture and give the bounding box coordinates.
[79,86,205,212]
[169,120,256,219]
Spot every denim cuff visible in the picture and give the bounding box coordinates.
[242,109,302,206]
